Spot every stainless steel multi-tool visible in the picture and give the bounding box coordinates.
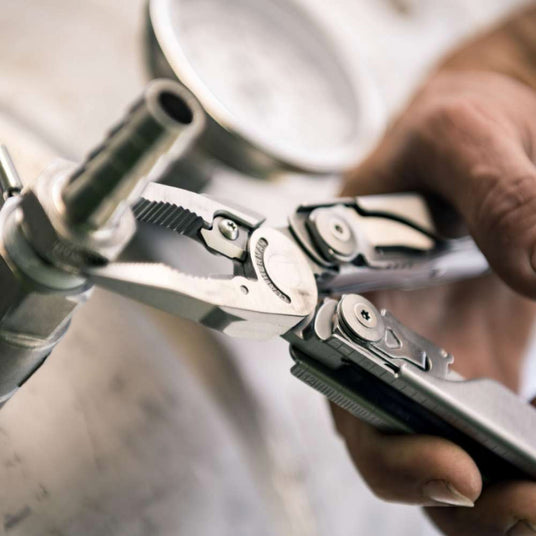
[1,79,535,485]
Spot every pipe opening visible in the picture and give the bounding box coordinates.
[158,91,193,125]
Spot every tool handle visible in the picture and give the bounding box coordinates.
[289,192,489,294]
[285,295,536,482]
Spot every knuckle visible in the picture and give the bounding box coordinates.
[407,96,493,176]
[420,95,490,140]
[426,98,477,129]
[473,172,536,245]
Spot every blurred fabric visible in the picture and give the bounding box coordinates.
[0,1,534,535]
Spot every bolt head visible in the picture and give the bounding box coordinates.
[354,303,378,328]
[219,219,239,241]
[338,294,385,343]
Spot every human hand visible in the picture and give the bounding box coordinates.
[334,70,536,536]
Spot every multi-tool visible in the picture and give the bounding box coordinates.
[1,80,535,484]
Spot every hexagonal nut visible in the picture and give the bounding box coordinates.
[19,161,137,271]
[20,189,106,270]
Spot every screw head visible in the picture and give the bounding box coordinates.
[308,208,357,259]
[354,303,378,328]
[338,295,384,343]
[219,218,239,241]
[329,216,351,242]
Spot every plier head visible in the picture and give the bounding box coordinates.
[87,182,318,339]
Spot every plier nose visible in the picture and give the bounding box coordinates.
[86,182,318,339]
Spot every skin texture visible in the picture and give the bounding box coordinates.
[333,5,536,536]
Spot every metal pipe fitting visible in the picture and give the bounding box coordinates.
[61,79,204,230]
[0,145,23,206]
[0,81,204,404]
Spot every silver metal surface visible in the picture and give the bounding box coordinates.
[62,79,204,229]
[355,303,377,328]
[21,161,136,267]
[307,207,358,261]
[2,199,86,291]
[147,0,365,177]
[76,178,519,482]
[289,193,489,293]
[326,236,489,294]
[219,218,239,241]
[0,197,90,401]
[122,185,488,356]
[0,76,520,498]
[0,81,204,405]
[0,146,23,206]
[138,181,264,230]
[338,295,384,343]
[401,365,536,475]
[201,216,248,260]
[4,1,529,534]
[355,193,437,235]
[134,181,265,260]
[101,182,529,480]
[88,226,318,339]
[374,310,446,375]
[21,81,204,270]
[287,295,536,479]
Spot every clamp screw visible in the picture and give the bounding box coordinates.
[219,218,239,241]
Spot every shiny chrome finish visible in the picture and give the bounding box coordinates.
[287,296,536,480]
[0,145,23,206]
[0,80,203,404]
[120,185,488,344]
[133,180,264,260]
[62,79,204,229]
[137,181,263,230]
[21,80,204,270]
[146,0,370,177]
[200,217,248,260]
[87,230,318,339]
[116,183,536,479]
[218,218,239,241]
[307,207,358,262]
[0,195,90,403]
[89,185,318,339]
[338,295,384,343]
[289,193,489,292]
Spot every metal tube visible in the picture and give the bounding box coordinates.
[61,79,203,229]
[0,145,23,205]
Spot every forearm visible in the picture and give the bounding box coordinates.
[437,4,536,90]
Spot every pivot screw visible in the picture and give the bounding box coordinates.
[219,218,239,241]
[338,294,384,343]
[354,303,378,328]
[329,216,351,242]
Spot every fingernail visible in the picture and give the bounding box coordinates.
[507,521,536,536]
[422,479,474,507]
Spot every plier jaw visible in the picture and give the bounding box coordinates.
[87,182,318,339]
